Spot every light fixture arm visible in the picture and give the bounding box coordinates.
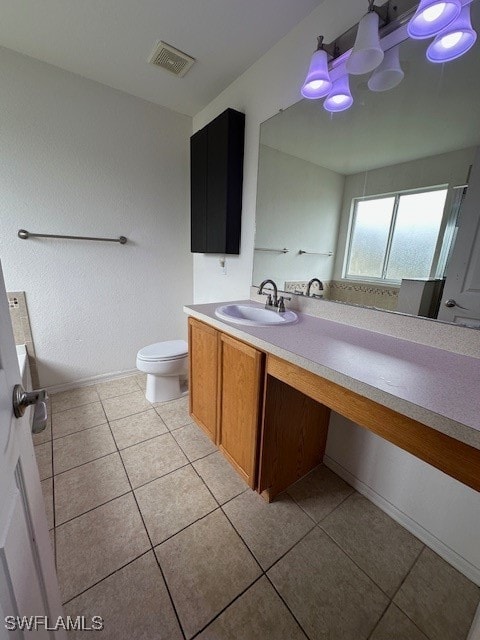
[370,1,390,24]
[321,0,419,64]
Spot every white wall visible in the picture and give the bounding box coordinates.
[326,415,480,584]
[193,0,480,583]
[253,145,344,288]
[0,48,192,387]
[333,147,477,280]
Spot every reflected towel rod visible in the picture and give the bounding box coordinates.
[254,247,289,254]
[298,250,333,256]
[18,229,127,244]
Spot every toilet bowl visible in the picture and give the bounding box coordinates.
[136,340,188,403]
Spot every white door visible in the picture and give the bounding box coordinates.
[438,147,480,327]
[0,263,65,639]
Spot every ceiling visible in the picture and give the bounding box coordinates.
[0,0,325,117]
[260,3,480,175]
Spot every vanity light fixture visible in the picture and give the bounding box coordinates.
[346,1,385,75]
[300,0,478,110]
[426,2,477,61]
[407,0,462,38]
[324,75,354,112]
[368,44,405,91]
[301,36,333,99]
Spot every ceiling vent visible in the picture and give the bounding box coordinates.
[148,41,195,77]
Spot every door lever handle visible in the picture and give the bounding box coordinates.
[32,401,48,434]
[444,299,468,310]
[13,385,48,419]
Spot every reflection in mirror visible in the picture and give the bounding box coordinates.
[253,6,480,328]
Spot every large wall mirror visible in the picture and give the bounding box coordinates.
[253,3,480,329]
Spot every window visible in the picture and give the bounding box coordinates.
[344,186,449,283]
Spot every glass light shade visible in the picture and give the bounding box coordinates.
[407,0,461,39]
[368,45,405,92]
[324,75,354,112]
[301,49,332,99]
[346,11,384,75]
[427,4,477,61]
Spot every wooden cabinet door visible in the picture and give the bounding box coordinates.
[190,128,208,253]
[188,318,218,442]
[190,109,245,255]
[218,334,264,488]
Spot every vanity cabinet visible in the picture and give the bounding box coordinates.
[188,309,480,497]
[188,318,218,442]
[218,334,264,487]
[188,317,331,497]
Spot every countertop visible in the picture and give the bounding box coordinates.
[184,301,480,450]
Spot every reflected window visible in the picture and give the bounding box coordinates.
[345,186,449,283]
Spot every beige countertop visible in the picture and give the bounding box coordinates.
[185,301,480,451]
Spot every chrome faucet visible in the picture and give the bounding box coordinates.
[258,279,278,308]
[306,278,324,298]
[258,279,291,312]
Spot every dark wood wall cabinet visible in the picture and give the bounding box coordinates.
[190,108,245,254]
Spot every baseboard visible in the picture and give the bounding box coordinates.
[45,368,139,394]
[323,455,480,587]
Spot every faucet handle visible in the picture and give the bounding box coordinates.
[277,295,291,313]
[259,290,275,307]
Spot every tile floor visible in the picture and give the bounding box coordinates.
[34,374,479,640]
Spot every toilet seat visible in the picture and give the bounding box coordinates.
[137,340,188,363]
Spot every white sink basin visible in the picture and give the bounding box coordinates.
[215,304,298,327]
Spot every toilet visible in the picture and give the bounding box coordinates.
[136,340,188,403]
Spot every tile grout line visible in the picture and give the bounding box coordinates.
[102,406,187,640]
[286,477,355,524]
[188,462,223,507]
[52,431,207,528]
[389,544,425,603]
[50,376,146,413]
[54,489,133,529]
[382,545,435,640]
[171,433,219,486]
[148,432,270,638]
[199,491,316,640]
[61,549,152,607]
[50,403,191,446]
[214,499,317,639]
[52,420,109,442]
[318,524,395,602]
[152,504,222,549]
[161,421,322,639]
[53,448,118,477]
[263,574,312,640]
[366,605,391,640]
[261,523,318,574]
[188,575,266,640]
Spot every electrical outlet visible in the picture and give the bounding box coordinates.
[8,297,19,309]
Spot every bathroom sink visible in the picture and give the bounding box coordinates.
[215,304,298,327]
